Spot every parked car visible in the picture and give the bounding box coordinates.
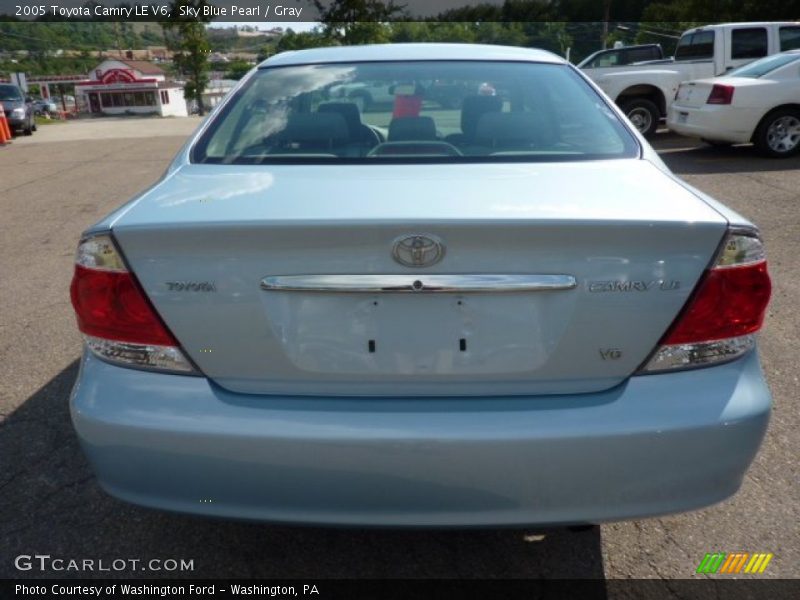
[32,98,58,115]
[582,22,800,136]
[50,94,78,112]
[0,83,35,135]
[668,51,800,157]
[577,44,664,69]
[69,44,772,527]
[34,99,58,115]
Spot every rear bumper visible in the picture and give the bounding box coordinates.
[71,350,771,526]
[667,105,757,143]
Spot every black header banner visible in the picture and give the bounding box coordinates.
[1,0,800,23]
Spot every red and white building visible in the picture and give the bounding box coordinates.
[77,59,187,117]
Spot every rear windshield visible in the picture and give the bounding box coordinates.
[192,61,639,164]
[727,53,800,78]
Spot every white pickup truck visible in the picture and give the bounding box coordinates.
[582,22,800,136]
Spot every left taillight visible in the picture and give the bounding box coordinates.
[70,233,196,373]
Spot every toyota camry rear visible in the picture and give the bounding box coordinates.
[69,44,772,526]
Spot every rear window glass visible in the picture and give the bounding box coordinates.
[626,47,661,63]
[780,26,800,51]
[192,61,639,164]
[727,53,800,78]
[587,52,622,68]
[675,31,715,61]
[583,47,660,68]
[731,28,768,59]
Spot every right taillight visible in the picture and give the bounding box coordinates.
[640,229,771,373]
[707,84,735,105]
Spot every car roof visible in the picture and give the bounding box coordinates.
[685,22,800,33]
[260,43,565,68]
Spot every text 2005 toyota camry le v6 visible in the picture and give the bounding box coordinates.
[69,44,772,526]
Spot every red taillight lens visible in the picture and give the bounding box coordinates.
[70,233,195,373]
[707,84,735,105]
[641,230,771,373]
[663,261,771,344]
[70,264,177,346]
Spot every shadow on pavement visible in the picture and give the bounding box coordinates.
[650,132,800,175]
[0,361,606,581]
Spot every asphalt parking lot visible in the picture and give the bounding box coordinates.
[0,118,797,581]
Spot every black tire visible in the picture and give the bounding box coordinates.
[23,116,34,136]
[621,98,660,137]
[753,108,800,158]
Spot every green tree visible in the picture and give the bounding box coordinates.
[390,22,477,44]
[312,0,405,45]
[275,28,335,52]
[631,22,700,56]
[162,1,212,115]
[256,43,277,62]
[224,59,253,80]
[473,22,528,46]
[523,22,573,56]
[641,0,784,22]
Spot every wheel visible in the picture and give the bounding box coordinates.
[621,98,660,137]
[753,108,800,158]
[23,115,34,135]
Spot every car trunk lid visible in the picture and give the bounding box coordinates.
[111,160,727,396]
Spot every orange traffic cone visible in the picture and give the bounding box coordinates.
[0,105,11,144]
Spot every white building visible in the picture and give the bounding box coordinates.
[202,79,237,109]
[76,59,188,117]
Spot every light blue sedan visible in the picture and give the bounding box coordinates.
[69,44,772,526]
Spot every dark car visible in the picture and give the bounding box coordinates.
[32,98,58,115]
[0,83,36,136]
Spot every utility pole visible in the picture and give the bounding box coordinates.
[602,0,612,48]
[114,22,123,57]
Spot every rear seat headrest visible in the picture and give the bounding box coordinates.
[460,95,503,138]
[473,112,542,147]
[388,116,437,141]
[277,113,349,144]
[318,102,363,133]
